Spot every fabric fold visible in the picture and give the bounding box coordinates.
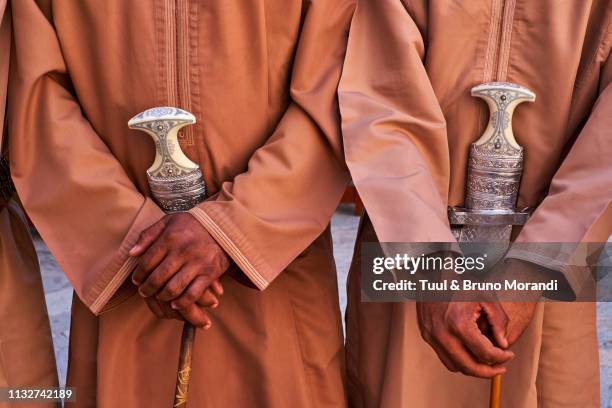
[339,0,456,246]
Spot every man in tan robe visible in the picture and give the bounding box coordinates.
[340,0,611,407]
[0,1,58,407]
[9,0,354,407]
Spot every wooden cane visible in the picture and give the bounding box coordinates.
[489,374,502,408]
[173,324,196,407]
[476,315,502,408]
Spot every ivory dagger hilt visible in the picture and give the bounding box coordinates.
[128,107,206,213]
[467,82,536,212]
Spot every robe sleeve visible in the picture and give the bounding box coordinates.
[8,0,165,314]
[508,50,612,296]
[188,0,355,289]
[335,0,456,245]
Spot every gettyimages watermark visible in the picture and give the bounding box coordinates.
[360,242,612,302]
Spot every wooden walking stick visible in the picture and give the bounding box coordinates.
[129,107,206,407]
[478,315,503,408]
[489,374,502,408]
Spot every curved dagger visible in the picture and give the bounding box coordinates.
[449,82,535,239]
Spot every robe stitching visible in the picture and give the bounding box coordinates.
[189,207,269,290]
[90,256,139,315]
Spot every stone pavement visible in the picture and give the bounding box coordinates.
[38,205,611,405]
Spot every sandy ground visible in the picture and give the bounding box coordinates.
[38,205,612,406]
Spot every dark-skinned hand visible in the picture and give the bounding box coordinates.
[417,258,549,378]
[129,212,230,328]
[417,300,515,378]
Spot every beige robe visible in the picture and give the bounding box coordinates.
[9,0,355,406]
[340,0,611,407]
[0,1,58,406]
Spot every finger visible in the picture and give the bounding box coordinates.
[132,239,169,285]
[144,297,165,319]
[481,302,510,349]
[196,288,220,308]
[170,276,211,310]
[158,299,182,320]
[179,304,212,329]
[139,255,183,298]
[211,280,224,297]
[129,217,169,257]
[436,331,508,378]
[450,320,514,365]
[157,264,200,302]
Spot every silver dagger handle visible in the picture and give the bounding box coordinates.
[449,82,535,243]
[466,82,535,212]
[128,107,206,212]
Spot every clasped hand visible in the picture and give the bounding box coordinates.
[417,258,544,378]
[129,212,230,328]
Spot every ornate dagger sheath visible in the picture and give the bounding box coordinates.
[449,82,535,243]
[448,82,536,408]
[128,107,205,407]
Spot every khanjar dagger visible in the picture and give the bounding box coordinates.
[128,107,205,407]
[448,82,536,408]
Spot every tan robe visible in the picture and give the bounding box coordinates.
[0,1,58,406]
[340,0,611,407]
[0,202,59,408]
[9,0,354,406]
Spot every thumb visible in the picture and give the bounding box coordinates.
[129,217,169,257]
[481,302,509,349]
